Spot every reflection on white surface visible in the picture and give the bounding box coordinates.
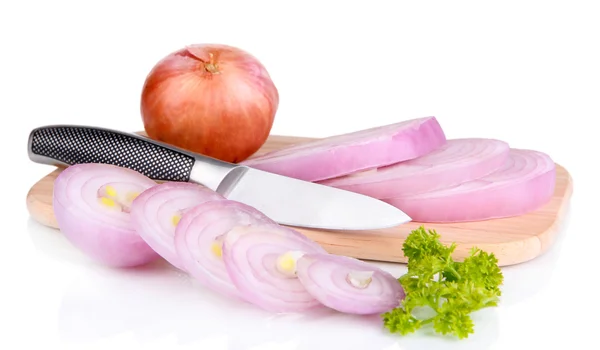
[52,262,499,350]
[54,261,397,349]
[27,218,93,266]
[25,208,571,349]
[498,203,571,307]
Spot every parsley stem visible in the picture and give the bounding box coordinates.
[446,266,461,280]
[421,318,434,325]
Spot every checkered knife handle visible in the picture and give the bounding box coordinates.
[27,125,197,182]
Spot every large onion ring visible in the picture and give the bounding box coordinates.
[385,149,556,222]
[242,116,446,181]
[319,138,509,198]
[53,164,159,267]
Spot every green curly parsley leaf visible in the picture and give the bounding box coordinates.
[381,226,503,339]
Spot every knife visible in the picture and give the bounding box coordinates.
[27,125,411,230]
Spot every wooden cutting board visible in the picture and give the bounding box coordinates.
[26,133,573,267]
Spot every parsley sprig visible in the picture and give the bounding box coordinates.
[382,226,504,339]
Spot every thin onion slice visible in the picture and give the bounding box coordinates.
[53,164,159,267]
[295,253,405,314]
[129,182,225,270]
[385,149,556,222]
[173,200,275,298]
[222,223,327,312]
[242,116,446,182]
[319,138,509,198]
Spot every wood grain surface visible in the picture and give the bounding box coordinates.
[26,133,573,267]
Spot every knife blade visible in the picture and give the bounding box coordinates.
[27,125,412,230]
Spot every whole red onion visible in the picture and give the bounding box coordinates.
[141,44,279,163]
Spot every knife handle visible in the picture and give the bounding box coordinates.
[27,125,199,182]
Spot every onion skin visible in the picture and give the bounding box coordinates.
[385,149,556,222]
[141,44,279,163]
[53,164,160,267]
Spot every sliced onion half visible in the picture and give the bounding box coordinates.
[129,182,225,270]
[242,116,446,182]
[173,200,275,298]
[53,163,159,267]
[319,138,510,198]
[385,149,556,222]
[222,223,327,312]
[295,253,405,314]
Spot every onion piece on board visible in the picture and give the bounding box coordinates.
[385,149,556,222]
[130,182,225,270]
[318,138,510,198]
[222,223,327,312]
[241,116,447,182]
[295,253,405,315]
[53,163,159,267]
[173,200,276,298]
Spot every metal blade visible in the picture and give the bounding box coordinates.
[214,166,412,230]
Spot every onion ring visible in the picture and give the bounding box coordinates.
[385,149,556,222]
[130,182,225,270]
[242,116,446,181]
[222,223,327,312]
[296,253,405,314]
[53,164,159,267]
[173,200,275,298]
[319,138,509,198]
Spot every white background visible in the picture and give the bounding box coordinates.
[1,1,599,349]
